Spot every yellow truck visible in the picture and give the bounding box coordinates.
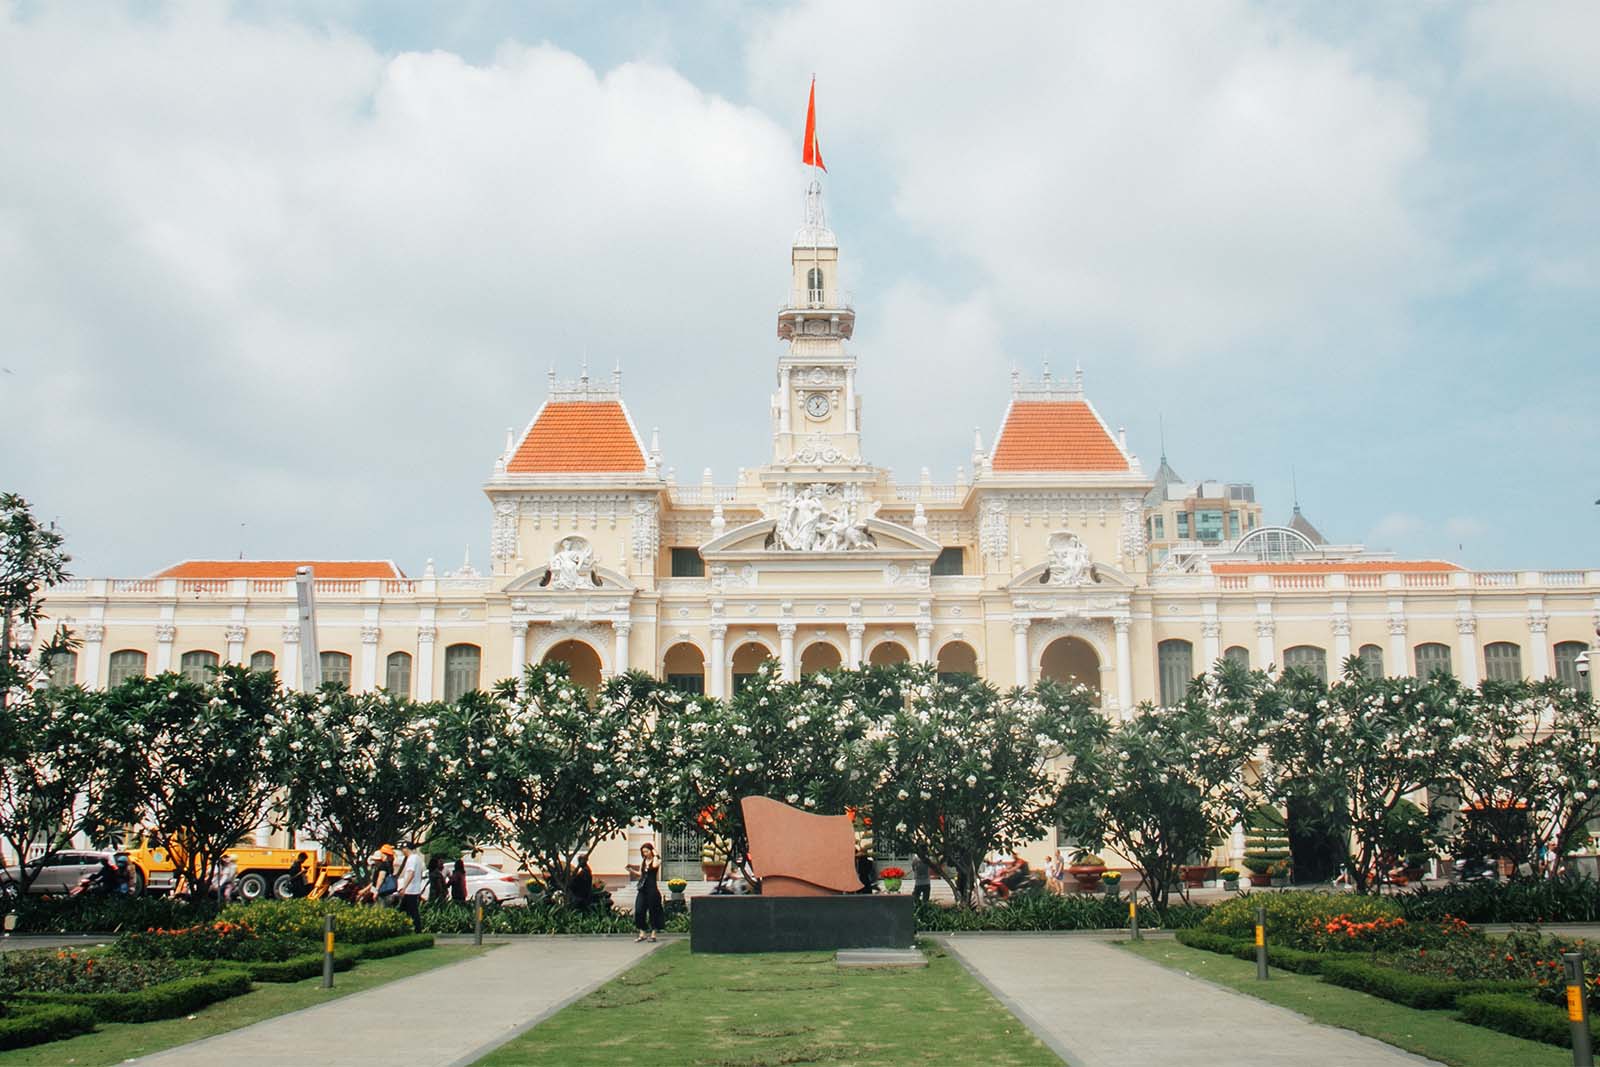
[119,836,349,900]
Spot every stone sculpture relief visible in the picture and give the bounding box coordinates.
[1046,531,1093,586]
[771,484,876,552]
[545,537,596,590]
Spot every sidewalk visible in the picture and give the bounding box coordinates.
[132,937,658,1067]
[940,935,1438,1067]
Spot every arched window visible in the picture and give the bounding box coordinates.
[799,642,842,677]
[1234,525,1317,562]
[1157,639,1193,706]
[1357,644,1384,680]
[1483,642,1523,682]
[663,643,705,696]
[730,642,772,695]
[1414,642,1452,679]
[1040,637,1100,700]
[385,651,412,697]
[1555,641,1592,694]
[107,649,147,686]
[45,650,77,688]
[444,644,482,701]
[868,642,911,668]
[806,266,824,304]
[1223,645,1250,670]
[1282,645,1328,684]
[320,651,352,688]
[937,640,979,682]
[179,650,220,684]
[249,651,276,675]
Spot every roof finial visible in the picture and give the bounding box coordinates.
[613,362,622,390]
[1073,362,1084,392]
[1291,465,1300,512]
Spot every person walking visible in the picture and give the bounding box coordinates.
[912,855,932,905]
[628,842,664,942]
[369,845,397,906]
[450,858,468,904]
[427,854,447,903]
[395,842,425,933]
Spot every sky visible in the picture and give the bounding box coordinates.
[1,0,1597,576]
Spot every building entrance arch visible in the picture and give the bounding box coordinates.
[543,639,603,693]
[937,640,979,679]
[730,641,774,695]
[868,641,911,668]
[799,641,842,676]
[663,642,706,695]
[1040,636,1100,700]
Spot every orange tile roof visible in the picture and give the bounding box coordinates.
[1212,561,1460,575]
[506,401,646,474]
[991,401,1129,472]
[156,560,403,579]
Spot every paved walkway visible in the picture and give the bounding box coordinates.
[941,935,1438,1067]
[133,937,658,1067]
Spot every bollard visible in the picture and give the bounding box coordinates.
[1128,897,1141,941]
[322,914,335,989]
[1564,952,1593,1066]
[1254,904,1268,981]
[474,899,484,947]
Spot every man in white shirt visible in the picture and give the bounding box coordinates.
[395,842,426,933]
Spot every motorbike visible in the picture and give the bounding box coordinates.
[1453,855,1497,882]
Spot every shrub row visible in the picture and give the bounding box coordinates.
[418,900,676,935]
[8,895,220,934]
[16,969,252,1023]
[228,932,433,982]
[0,1003,96,1051]
[1396,878,1600,925]
[219,899,413,944]
[1173,927,1363,975]
[1456,992,1600,1048]
[1318,960,1532,1010]
[914,895,1207,932]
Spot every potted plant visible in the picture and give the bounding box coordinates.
[1067,853,1106,892]
[1269,859,1293,887]
[1219,866,1240,892]
[701,839,727,882]
[1242,854,1278,887]
[667,877,687,899]
[1100,870,1122,898]
[879,867,905,893]
[1180,864,1218,889]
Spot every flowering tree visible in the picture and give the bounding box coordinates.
[868,669,1107,908]
[272,689,445,864]
[434,663,660,898]
[1,492,72,715]
[1084,669,1257,909]
[1448,678,1600,874]
[1256,663,1464,893]
[101,666,291,898]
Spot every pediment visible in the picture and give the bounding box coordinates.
[503,562,635,594]
[1007,559,1136,591]
[700,517,941,560]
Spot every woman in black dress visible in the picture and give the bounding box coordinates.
[630,842,664,942]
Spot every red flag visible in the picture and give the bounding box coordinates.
[802,77,826,172]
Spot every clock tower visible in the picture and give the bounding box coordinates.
[771,177,861,468]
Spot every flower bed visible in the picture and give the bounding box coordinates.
[218,899,412,944]
[0,949,209,996]
[111,920,299,962]
[1317,959,1532,1010]
[16,969,252,1023]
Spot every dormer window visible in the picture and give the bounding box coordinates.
[806,267,824,305]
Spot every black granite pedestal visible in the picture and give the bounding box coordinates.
[690,893,915,953]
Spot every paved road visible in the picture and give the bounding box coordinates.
[941,935,1438,1067]
[132,937,658,1067]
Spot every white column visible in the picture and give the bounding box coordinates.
[1114,616,1133,718]
[1255,616,1275,672]
[709,624,727,699]
[778,623,797,681]
[845,367,857,433]
[415,626,437,699]
[1527,609,1551,679]
[360,625,380,691]
[1201,619,1220,669]
[280,624,300,692]
[225,621,246,665]
[847,623,864,668]
[778,366,791,434]
[1387,615,1406,677]
[613,621,631,678]
[511,621,528,686]
[1456,614,1480,686]
[1332,613,1352,667]
[916,621,933,664]
[1012,619,1031,687]
[81,623,104,688]
[155,623,175,674]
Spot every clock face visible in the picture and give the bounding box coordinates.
[805,393,830,419]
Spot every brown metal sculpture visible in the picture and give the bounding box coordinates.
[741,795,863,896]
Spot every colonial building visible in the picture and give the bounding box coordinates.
[34,177,1600,873]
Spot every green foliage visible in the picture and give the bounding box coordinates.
[0,948,208,995]
[0,491,73,709]
[1174,928,1244,955]
[1391,927,1600,1008]
[235,952,356,983]
[218,898,412,944]
[1201,891,1402,949]
[353,933,434,959]
[17,969,252,1023]
[1397,877,1600,924]
[418,899,665,935]
[1319,959,1532,1010]
[0,1002,96,1051]
[7,891,219,933]
[912,896,1207,932]
[1456,992,1599,1048]
[111,920,297,962]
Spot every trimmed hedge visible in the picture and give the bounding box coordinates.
[229,932,432,982]
[1173,927,1362,975]
[1457,992,1600,1048]
[16,969,252,1023]
[1174,928,1243,955]
[1398,877,1600,925]
[0,1003,96,1050]
[1319,959,1532,1010]
[352,933,434,960]
[7,895,219,934]
[916,896,1208,932]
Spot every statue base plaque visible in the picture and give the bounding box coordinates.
[689,894,915,954]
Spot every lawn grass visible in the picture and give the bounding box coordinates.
[0,944,489,1066]
[476,941,1061,1067]
[1119,939,1569,1067]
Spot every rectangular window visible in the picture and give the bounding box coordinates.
[931,547,964,576]
[1195,510,1225,543]
[1227,512,1241,539]
[1157,640,1194,706]
[1152,515,1165,540]
[1176,512,1190,539]
[669,548,705,577]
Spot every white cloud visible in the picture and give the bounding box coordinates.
[1463,0,1600,107]
[746,0,1436,356]
[0,5,796,572]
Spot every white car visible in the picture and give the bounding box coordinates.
[423,860,527,907]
